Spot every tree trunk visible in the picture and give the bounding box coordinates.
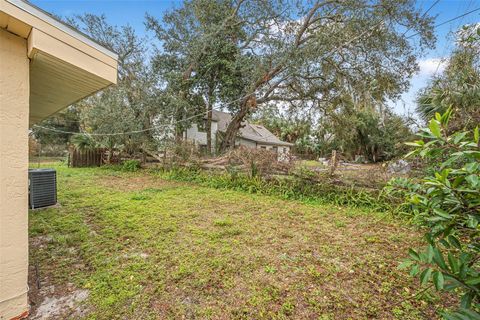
[219,100,250,152]
[205,86,214,156]
[206,108,212,156]
[175,110,185,140]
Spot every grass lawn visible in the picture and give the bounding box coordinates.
[28,164,449,319]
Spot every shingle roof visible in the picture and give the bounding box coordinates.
[210,110,294,147]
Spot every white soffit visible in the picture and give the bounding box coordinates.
[29,51,112,124]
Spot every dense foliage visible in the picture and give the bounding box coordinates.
[388,110,480,318]
[32,0,437,160]
[416,25,480,132]
[33,14,162,160]
[253,103,414,161]
[121,159,142,172]
[316,108,414,161]
[31,107,81,155]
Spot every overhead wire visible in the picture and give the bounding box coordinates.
[406,6,480,39]
[33,17,385,137]
[35,107,215,136]
[401,0,440,37]
[432,0,474,77]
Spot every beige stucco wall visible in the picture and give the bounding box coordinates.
[0,28,29,319]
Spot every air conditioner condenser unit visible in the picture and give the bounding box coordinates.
[29,168,57,209]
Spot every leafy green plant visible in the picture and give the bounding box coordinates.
[70,134,97,151]
[389,110,480,318]
[122,160,141,172]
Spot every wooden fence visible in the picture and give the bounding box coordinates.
[68,148,104,167]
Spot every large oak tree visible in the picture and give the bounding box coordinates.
[148,0,435,152]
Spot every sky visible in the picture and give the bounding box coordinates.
[31,0,480,117]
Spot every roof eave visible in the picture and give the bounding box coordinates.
[5,0,118,59]
[238,136,294,147]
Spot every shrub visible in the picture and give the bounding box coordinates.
[172,140,200,164]
[387,110,480,318]
[227,146,280,177]
[122,159,141,172]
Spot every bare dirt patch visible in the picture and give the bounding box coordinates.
[28,267,90,320]
[30,289,89,320]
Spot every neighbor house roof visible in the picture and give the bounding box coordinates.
[210,110,294,147]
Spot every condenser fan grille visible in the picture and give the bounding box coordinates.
[29,169,57,209]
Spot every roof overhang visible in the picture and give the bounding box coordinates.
[0,0,118,125]
[237,135,294,147]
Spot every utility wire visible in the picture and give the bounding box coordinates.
[33,107,291,144]
[406,6,480,39]
[33,20,384,138]
[34,108,212,136]
[401,0,440,37]
[432,0,474,77]
[34,7,437,138]
[434,6,480,29]
[32,80,263,136]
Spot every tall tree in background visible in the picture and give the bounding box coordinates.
[253,100,414,161]
[149,0,435,152]
[66,14,161,159]
[252,105,316,155]
[317,105,414,161]
[32,106,81,152]
[416,24,480,131]
[146,0,247,154]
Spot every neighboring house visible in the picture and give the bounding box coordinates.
[185,110,293,155]
[0,0,117,318]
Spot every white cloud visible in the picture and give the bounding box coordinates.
[417,58,448,76]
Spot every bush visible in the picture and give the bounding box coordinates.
[122,159,141,172]
[172,140,200,164]
[227,146,281,177]
[199,146,294,177]
[387,109,480,319]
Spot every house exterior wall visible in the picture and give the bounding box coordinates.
[242,141,290,155]
[0,28,29,319]
[184,122,292,156]
[236,138,257,148]
[1,1,118,125]
[256,143,273,150]
[255,143,291,161]
[278,146,291,161]
[280,146,290,154]
[185,122,218,152]
[1,0,117,69]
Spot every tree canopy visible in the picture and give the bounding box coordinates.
[148,0,435,151]
[416,24,480,132]
[32,0,439,162]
